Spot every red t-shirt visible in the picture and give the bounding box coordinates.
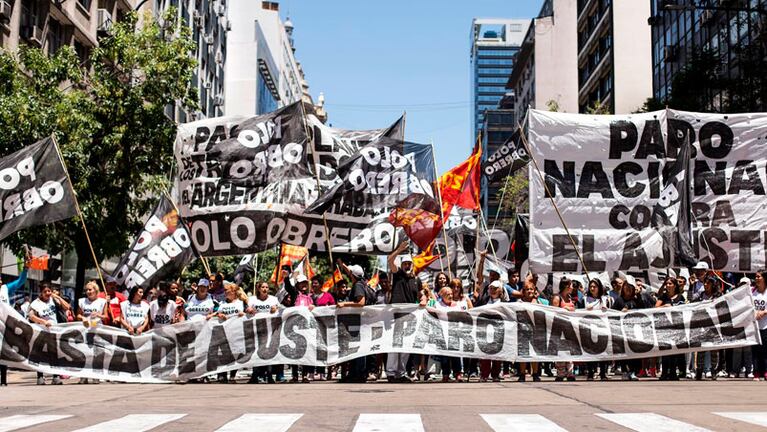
[98,291,126,325]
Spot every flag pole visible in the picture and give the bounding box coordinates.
[50,135,106,291]
[430,140,453,276]
[163,191,212,277]
[516,121,591,277]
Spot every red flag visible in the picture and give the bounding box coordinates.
[390,144,482,249]
[28,255,49,271]
[367,271,380,288]
[321,268,344,292]
[412,244,440,274]
[270,244,310,284]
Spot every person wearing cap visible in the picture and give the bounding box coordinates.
[689,261,710,300]
[287,274,316,383]
[337,260,372,383]
[473,250,516,306]
[97,275,126,327]
[185,278,218,322]
[693,276,721,380]
[385,241,423,383]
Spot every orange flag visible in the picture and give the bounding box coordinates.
[367,271,380,288]
[321,268,344,292]
[270,244,310,283]
[28,255,49,271]
[413,244,440,274]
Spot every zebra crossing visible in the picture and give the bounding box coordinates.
[1,411,766,431]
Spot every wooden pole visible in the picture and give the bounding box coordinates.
[430,141,452,277]
[516,121,591,278]
[50,135,106,290]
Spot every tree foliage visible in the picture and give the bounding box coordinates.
[0,10,197,292]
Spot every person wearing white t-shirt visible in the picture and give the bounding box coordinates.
[149,285,178,328]
[435,286,462,382]
[77,281,108,326]
[246,281,281,384]
[28,283,70,385]
[120,286,150,335]
[215,283,249,383]
[752,270,767,381]
[185,278,217,322]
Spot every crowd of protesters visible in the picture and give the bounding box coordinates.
[1,243,766,386]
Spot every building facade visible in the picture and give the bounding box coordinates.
[480,109,516,227]
[470,18,529,139]
[225,0,322,118]
[577,0,653,113]
[649,0,767,111]
[507,0,579,123]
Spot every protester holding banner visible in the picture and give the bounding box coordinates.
[97,276,125,326]
[433,272,450,296]
[214,283,248,383]
[185,278,218,322]
[385,242,420,383]
[751,270,767,381]
[694,276,722,380]
[612,278,646,381]
[579,278,611,381]
[168,281,186,323]
[434,286,462,382]
[149,283,177,328]
[119,287,150,336]
[246,281,281,384]
[76,281,108,326]
[28,283,69,385]
[477,280,505,382]
[552,278,577,382]
[656,277,687,381]
[518,281,541,382]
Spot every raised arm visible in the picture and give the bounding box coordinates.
[387,241,409,274]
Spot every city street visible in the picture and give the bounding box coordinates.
[2,372,767,431]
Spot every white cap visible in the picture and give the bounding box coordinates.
[295,275,308,284]
[739,277,751,286]
[489,280,503,289]
[693,261,710,271]
[348,265,364,278]
[399,254,413,264]
[624,275,637,288]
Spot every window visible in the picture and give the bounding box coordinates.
[477,58,514,66]
[478,86,508,94]
[257,70,278,114]
[478,68,512,75]
[478,76,508,84]
[77,0,92,12]
[47,19,66,54]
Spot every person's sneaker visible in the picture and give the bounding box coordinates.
[600,375,609,381]
[492,377,501,382]
[455,373,464,382]
[705,371,712,379]
[532,375,541,382]
[566,376,576,382]
[517,375,526,382]
[36,377,46,385]
[629,373,638,381]
[686,371,694,379]
[554,376,564,382]
[396,376,413,383]
[51,376,62,385]
[748,373,755,378]
[718,370,728,378]
[441,376,450,383]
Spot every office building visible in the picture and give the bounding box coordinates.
[225,0,324,119]
[481,109,516,228]
[470,18,529,139]
[577,0,653,113]
[649,0,767,111]
[507,0,579,123]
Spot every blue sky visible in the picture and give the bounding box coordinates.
[283,0,543,172]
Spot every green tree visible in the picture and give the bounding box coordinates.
[0,9,197,298]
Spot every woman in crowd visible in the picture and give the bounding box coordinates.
[655,276,686,380]
[149,283,178,329]
[168,281,186,323]
[752,270,767,381]
[612,277,645,380]
[477,280,505,382]
[518,281,541,382]
[433,271,450,296]
[551,278,576,382]
[213,283,248,383]
[76,281,108,327]
[579,278,611,381]
[185,278,218,322]
[290,275,315,382]
[436,286,462,382]
[28,283,70,385]
[694,276,721,380]
[120,286,150,336]
[247,281,281,384]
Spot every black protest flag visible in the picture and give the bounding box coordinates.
[0,137,77,241]
[305,137,437,215]
[512,214,530,268]
[482,129,530,182]
[112,195,199,289]
[652,136,696,267]
[233,254,255,285]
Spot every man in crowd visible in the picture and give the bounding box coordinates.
[689,261,709,300]
[98,275,125,326]
[385,241,421,383]
[337,263,371,383]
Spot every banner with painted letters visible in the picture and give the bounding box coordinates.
[0,287,758,383]
[0,137,77,241]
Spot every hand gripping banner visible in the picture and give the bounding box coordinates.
[0,287,759,383]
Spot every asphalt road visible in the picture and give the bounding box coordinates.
[1,372,767,431]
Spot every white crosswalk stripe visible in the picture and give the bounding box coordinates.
[352,414,424,432]
[214,414,303,432]
[596,413,712,432]
[0,415,72,432]
[70,414,187,432]
[714,412,767,428]
[481,414,569,432]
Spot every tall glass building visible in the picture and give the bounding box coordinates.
[470,19,529,139]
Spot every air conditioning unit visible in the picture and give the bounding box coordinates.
[213,94,224,106]
[215,50,223,64]
[663,45,678,62]
[97,9,113,35]
[204,34,214,45]
[203,81,212,89]
[0,0,12,23]
[225,19,231,32]
[21,25,44,46]
[192,10,202,28]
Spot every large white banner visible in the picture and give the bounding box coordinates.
[669,110,767,272]
[0,288,759,383]
[529,109,674,274]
